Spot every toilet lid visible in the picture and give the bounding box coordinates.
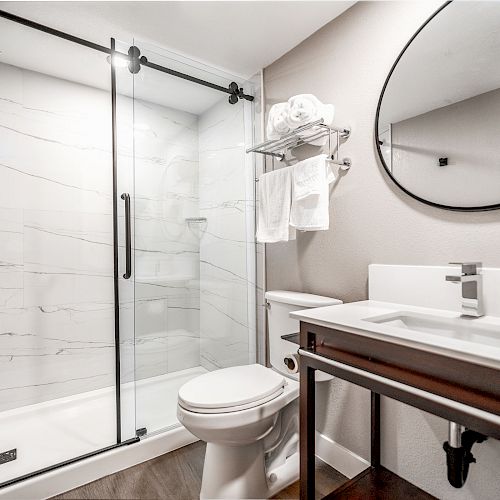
[178,364,285,413]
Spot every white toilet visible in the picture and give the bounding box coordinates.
[177,290,342,499]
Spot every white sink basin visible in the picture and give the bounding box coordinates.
[364,311,500,348]
[290,300,500,369]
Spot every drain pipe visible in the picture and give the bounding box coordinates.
[443,422,487,488]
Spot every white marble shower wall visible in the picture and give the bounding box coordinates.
[132,98,201,380]
[0,62,115,411]
[0,60,202,410]
[198,96,255,370]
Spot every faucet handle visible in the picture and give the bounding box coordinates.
[449,262,482,275]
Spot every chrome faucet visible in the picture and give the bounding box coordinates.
[445,262,484,317]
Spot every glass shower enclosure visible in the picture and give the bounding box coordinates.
[117,39,257,437]
[0,10,256,488]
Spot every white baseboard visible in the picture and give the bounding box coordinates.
[315,431,369,479]
[1,427,198,500]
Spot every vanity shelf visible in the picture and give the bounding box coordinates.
[246,118,351,168]
[281,332,300,345]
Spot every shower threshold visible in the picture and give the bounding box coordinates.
[0,366,206,495]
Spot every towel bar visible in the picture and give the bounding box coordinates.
[254,157,351,182]
[246,118,352,169]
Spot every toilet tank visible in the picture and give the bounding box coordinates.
[265,291,342,379]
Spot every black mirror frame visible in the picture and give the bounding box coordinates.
[374,0,500,212]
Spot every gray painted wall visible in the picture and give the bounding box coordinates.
[263,2,500,498]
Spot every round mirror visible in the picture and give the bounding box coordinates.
[376,1,500,211]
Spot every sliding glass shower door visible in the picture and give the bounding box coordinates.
[0,18,135,486]
[122,40,257,436]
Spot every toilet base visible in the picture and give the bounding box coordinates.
[200,442,299,499]
[201,442,269,499]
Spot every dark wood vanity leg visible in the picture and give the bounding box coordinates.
[371,392,381,467]
[300,358,316,500]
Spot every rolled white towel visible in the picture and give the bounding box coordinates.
[266,102,292,140]
[286,94,335,146]
[286,94,323,129]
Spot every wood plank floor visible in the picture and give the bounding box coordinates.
[271,457,347,499]
[324,466,436,500]
[52,442,206,500]
[52,442,347,500]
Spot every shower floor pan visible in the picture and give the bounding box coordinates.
[0,366,206,496]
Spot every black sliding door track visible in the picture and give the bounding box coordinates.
[0,438,140,490]
[0,9,254,101]
[0,8,111,53]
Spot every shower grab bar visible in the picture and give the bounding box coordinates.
[121,193,131,279]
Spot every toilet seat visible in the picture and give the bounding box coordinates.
[178,364,286,414]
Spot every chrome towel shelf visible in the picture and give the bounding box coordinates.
[246,118,351,167]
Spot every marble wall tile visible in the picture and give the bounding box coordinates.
[131,96,201,382]
[198,96,255,370]
[0,62,117,411]
[0,64,113,216]
[0,309,115,411]
[0,61,202,411]
[133,281,200,380]
[198,98,245,153]
[0,208,23,309]
[0,57,256,412]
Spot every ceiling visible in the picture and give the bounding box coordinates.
[0,1,355,79]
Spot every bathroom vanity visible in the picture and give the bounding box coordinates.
[294,265,500,499]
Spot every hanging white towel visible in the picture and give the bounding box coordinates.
[292,154,329,200]
[256,167,296,243]
[290,154,335,231]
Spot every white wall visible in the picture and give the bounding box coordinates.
[263,2,500,498]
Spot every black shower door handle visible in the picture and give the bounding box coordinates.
[121,193,131,279]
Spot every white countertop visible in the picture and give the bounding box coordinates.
[291,300,500,370]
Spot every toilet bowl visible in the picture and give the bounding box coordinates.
[178,364,299,499]
[177,291,342,499]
